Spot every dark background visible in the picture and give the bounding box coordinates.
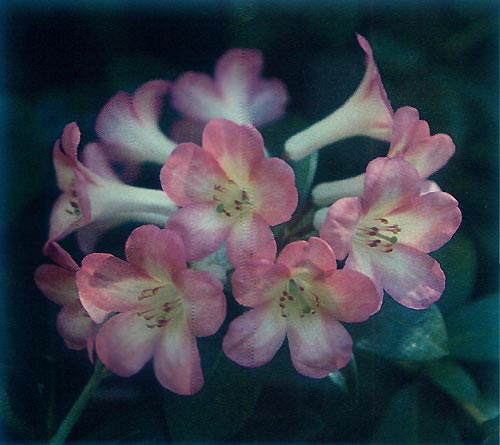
[2,0,498,443]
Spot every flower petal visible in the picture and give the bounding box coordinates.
[320,197,362,260]
[160,142,227,206]
[374,244,446,309]
[287,314,352,378]
[96,311,159,377]
[35,264,78,306]
[125,225,186,281]
[226,214,277,268]
[165,203,232,261]
[177,268,226,337]
[250,78,289,127]
[223,301,286,368]
[278,237,337,276]
[252,157,298,226]
[153,319,204,395]
[57,301,93,350]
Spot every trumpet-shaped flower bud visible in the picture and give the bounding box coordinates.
[76,225,226,395]
[161,119,297,268]
[170,49,288,142]
[46,123,177,253]
[223,237,380,378]
[312,106,455,207]
[320,157,461,309]
[96,80,177,165]
[285,34,393,161]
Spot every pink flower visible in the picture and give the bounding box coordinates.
[95,80,177,165]
[285,34,393,161]
[312,106,455,206]
[34,242,101,353]
[223,237,380,378]
[161,119,298,268]
[320,157,462,309]
[76,225,226,395]
[46,122,177,253]
[170,48,288,142]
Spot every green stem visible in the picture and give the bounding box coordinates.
[49,360,109,444]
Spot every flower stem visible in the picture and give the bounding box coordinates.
[49,360,109,444]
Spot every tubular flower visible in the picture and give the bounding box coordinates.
[46,122,177,253]
[161,118,298,268]
[223,237,381,378]
[170,48,289,142]
[312,106,455,207]
[95,80,177,165]
[285,34,393,161]
[34,242,103,353]
[76,225,226,395]
[320,157,462,310]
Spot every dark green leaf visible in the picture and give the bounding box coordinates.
[356,297,448,361]
[289,151,318,209]
[163,351,262,442]
[447,294,499,362]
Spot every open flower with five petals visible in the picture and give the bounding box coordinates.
[223,237,380,378]
[320,157,461,309]
[161,118,298,268]
[285,34,393,161]
[76,225,226,395]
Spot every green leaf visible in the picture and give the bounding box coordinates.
[446,293,499,362]
[434,232,477,315]
[289,150,318,208]
[355,297,448,361]
[374,383,463,443]
[163,349,262,442]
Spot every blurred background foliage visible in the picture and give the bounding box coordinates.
[3,0,499,443]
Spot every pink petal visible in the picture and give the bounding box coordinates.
[77,253,157,322]
[278,237,337,276]
[319,197,362,260]
[374,244,446,309]
[153,320,204,395]
[223,301,287,368]
[251,157,298,226]
[231,260,289,307]
[165,203,232,261]
[43,241,79,271]
[321,269,381,322]
[133,80,170,124]
[61,122,81,161]
[35,264,78,306]
[250,78,289,127]
[362,157,421,216]
[53,140,76,192]
[96,312,159,377]
[57,301,93,350]
[202,119,265,182]
[287,314,352,378]
[82,142,120,182]
[388,191,461,253]
[169,118,205,144]
[177,268,226,337]
[160,142,227,206]
[226,214,277,269]
[125,225,186,281]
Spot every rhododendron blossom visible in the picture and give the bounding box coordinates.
[95,80,177,165]
[285,34,393,161]
[223,237,380,377]
[46,122,177,252]
[312,106,456,207]
[170,48,288,142]
[76,225,226,395]
[161,118,298,268]
[320,157,462,309]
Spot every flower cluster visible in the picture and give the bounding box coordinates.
[36,35,461,395]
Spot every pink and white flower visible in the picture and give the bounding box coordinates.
[46,122,177,253]
[285,34,393,161]
[312,106,455,207]
[170,48,288,142]
[34,242,101,353]
[320,157,462,309]
[161,118,298,268]
[76,225,226,395]
[223,237,380,378]
[95,80,177,165]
